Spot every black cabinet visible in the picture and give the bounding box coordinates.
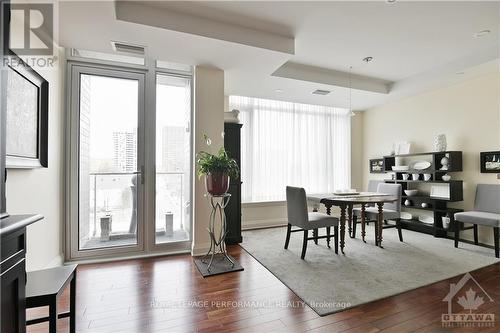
[1,227,27,333]
[224,123,243,244]
[1,215,43,333]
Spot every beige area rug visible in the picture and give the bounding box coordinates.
[241,226,499,316]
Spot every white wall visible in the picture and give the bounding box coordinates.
[6,49,65,271]
[362,70,500,245]
[191,66,225,255]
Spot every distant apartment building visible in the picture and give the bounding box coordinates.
[162,126,186,172]
[113,131,137,172]
[79,74,91,242]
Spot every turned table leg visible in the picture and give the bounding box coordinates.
[348,204,353,238]
[377,202,384,248]
[340,204,346,254]
[361,204,366,243]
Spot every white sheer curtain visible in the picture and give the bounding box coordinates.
[229,95,351,203]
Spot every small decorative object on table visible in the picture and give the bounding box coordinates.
[224,109,240,123]
[442,215,451,229]
[440,156,449,170]
[434,134,447,152]
[421,203,429,208]
[404,199,412,206]
[480,151,500,173]
[194,134,244,277]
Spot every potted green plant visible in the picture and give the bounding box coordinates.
[196,135,239,195]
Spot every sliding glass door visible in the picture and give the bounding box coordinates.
[68,62,193,260]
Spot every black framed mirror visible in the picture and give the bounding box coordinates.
[0,0,10,218]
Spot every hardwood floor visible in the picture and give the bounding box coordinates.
[26,246,499,332]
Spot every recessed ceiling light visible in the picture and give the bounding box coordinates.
[385,0,397,4]
[473,30,491,38]
[456,71,465,75]
[363,56,374,63]
[275,89,284,93]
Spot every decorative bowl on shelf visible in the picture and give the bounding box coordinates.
[400,212,413,220]
[418,215,434,225]
[442,174,451,181]
[392,165,409,171]
[404,190,419,196]
[411,161,432,170]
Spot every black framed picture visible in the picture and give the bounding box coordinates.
[480,151,500,173]
[5,52,48,168]
[369,158,385,173]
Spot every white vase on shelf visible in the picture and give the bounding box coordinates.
[434,134,447,152]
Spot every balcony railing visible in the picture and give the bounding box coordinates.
[81,171,186,247]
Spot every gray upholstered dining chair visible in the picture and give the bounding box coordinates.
[454,184,500,258]
[351,183,403,242]
[285,186,339,259]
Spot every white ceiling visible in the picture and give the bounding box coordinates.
[58,1,500,110]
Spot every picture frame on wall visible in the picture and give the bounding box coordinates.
[5,52,49,168]
[480,151,500,173]
[369,158,385,173]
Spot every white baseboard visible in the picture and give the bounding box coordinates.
[242,218,288,230]
[191,242,211,257]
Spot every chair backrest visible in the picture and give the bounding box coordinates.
[367,180,384,193]
[376,183,402,212]
[474,184,500,214]
[286,186,309,228]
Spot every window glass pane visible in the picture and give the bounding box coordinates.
[229,95,351,203]
[79,74,139,250]
[155,74,191,244]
